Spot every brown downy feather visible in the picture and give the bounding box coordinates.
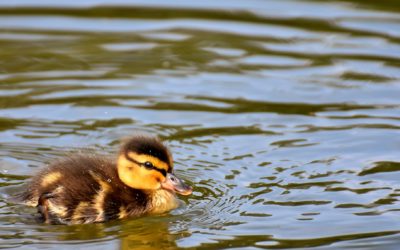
[19,154,151,224]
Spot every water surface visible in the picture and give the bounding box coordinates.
[1,0,400,249]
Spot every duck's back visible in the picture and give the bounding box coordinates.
[20,154,149,224]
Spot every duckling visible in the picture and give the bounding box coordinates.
[18,135,192,224]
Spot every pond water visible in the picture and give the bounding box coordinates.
[1,0,400,249]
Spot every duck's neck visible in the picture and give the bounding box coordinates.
[147,189,180,214]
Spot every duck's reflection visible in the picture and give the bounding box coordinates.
[119,216,182,250]
[35,213,186,249]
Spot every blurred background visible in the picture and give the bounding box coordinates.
[0,0,400,249]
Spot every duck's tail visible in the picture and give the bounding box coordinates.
[9,190,38,207]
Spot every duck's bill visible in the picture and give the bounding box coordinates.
[161,173,192,195]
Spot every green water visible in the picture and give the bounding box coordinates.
[1,0,400,249]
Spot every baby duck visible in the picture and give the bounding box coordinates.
[19,135,192,224]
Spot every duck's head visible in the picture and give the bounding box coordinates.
[117,135,192,196]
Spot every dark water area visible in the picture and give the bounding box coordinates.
[0,0,400,249]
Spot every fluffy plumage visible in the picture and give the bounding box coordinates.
[17,135,192,224]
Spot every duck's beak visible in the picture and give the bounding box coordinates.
[161,173,192,195]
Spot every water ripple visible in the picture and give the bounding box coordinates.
[0,0,400,249]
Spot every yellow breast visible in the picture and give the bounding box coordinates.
[149,189,180,214]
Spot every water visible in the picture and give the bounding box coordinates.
[0,0,400,249]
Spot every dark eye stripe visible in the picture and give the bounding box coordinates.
[125,154,167,177]
[153,167,167,177]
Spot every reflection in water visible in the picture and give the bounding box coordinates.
[1,0,400,249]
[119,217,180,250]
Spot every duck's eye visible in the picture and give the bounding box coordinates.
[144,161,153,169]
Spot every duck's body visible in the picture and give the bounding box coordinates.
[19,135,192,224]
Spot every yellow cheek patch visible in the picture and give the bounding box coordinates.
[118,155,165,190]
[41,172,62,187]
